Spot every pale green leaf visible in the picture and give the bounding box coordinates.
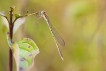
[6,32,39,71]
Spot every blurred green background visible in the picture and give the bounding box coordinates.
[0,0,106,71]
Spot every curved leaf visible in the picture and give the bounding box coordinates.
[6,32,39,71]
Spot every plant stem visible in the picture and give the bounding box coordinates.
[9,7,14,71]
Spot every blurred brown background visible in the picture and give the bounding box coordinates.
[0,0,106,71]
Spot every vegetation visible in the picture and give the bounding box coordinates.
[0,0,106,71]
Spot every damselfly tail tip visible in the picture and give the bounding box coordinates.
[61,57,64,61]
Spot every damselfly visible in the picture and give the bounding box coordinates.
[36,11,65,60]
